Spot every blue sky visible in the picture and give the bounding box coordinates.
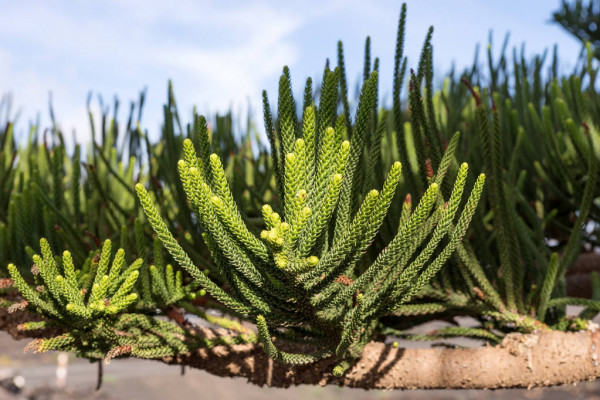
[1,0,583,144]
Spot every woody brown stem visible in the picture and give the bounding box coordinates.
[2,305,600,389]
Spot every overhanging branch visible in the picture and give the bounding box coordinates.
[164,330,600,389]
[2,305,599,389]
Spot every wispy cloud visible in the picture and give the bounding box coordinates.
[0,0,307,142]
[0,0,582,145]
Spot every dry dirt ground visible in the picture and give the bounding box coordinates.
[2,328,600,400]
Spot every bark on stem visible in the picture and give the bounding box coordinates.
[2,305,600,389]
[165,330,600,389]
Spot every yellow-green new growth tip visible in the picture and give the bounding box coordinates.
[279,223,290,236]
[332,363,350,377]
[307,256,319,267]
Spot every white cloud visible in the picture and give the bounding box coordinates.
[0,1,306,144]
[0,0,583,147]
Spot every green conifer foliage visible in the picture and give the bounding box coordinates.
[553,0,600,60]
[5,238,254,361]
[2,1,600,382]
[137,59,485,372]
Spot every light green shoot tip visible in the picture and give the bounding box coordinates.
[276,258,287,268]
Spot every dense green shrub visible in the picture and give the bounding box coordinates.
[1,3,599,378]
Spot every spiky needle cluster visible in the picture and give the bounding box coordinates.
[6,237,255,361]
[5,1,599,382]
[136,67,485,373]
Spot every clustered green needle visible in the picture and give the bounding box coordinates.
[1,1,599,379]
